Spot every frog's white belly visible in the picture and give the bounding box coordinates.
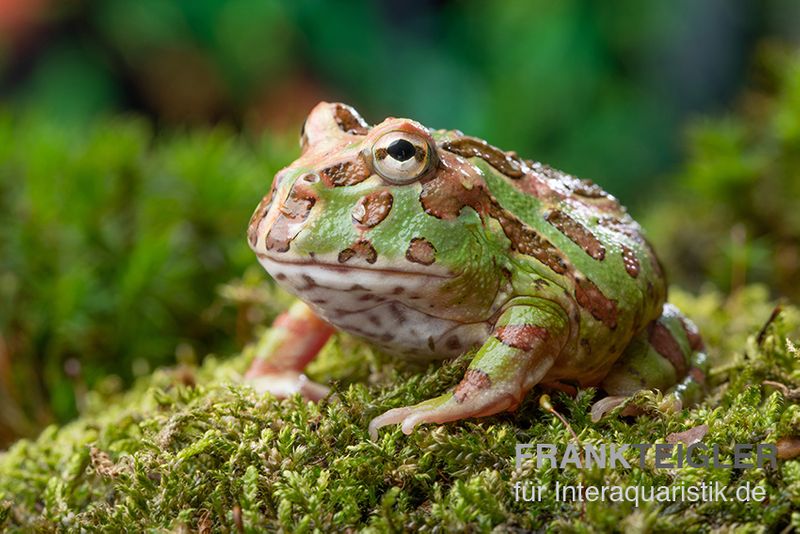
[258,255,492,358]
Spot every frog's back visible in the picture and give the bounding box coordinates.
[441,136,668,382]
[494,159,667,316]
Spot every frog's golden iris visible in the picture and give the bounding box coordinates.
[371,130,434,184]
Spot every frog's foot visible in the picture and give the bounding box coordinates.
[249,370,330,401]
[369,299,567,440]
[593,304,709,423]
[242,300,334,400]
[368,378,520,440]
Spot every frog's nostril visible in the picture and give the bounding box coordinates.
[301,173,320,184]
[352,191,393,228]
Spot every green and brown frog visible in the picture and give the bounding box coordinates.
[245,102,708,439]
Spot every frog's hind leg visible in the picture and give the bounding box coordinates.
[369,298,569,440]
[244,300,335,400]
[591,303,708,422]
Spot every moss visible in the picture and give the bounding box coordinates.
[0,285,798,532]
[0,112,296,438]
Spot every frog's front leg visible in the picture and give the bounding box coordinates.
[368,299,569,440]
[244,300,335,400]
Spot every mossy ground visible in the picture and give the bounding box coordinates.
[1,286,798,532]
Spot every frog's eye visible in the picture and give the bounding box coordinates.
[371,132,434,184]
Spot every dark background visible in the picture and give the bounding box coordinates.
[3,0,798,199]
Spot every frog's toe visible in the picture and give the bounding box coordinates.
[369,390,517,440]
[368,406,417,440]
[248,371,330,401]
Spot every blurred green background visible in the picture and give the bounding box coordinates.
[1,0,799,447]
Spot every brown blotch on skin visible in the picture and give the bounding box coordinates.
[265,218,292,252]
[281,184,316,218]
[545,210,606,261]
[250,173,292,249]
[516,164,623,214]
[419,167,490,220]
[265,182,316,252]
[575,278,618,329]
[491,205,569,275]
[509,171,567,204]
[339,239,377,264]
[442,136,524,178]
[689,367,706,385]
[352,191,393,227]
[406,237,436,265]
[418,152,571,276]
[354,240,378,263]
[320,156,371,187]
[571,179,609,199]
[454,369,492,403]
[679,316,705,352]
[564,176,623,213]
[334,104,369,135]
[495,324,548,351]
[648,321,688,376]
[338,248,356,263]
[621,245,640,278]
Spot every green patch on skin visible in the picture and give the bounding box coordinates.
[290,176,369,256]
[1,286,799,532]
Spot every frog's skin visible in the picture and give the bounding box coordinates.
[246,102,708,439]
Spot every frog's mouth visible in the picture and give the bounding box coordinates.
[256,253,454,296]
[256,253,493,357]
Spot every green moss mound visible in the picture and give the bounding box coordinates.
[0,113,295,438]
[1,286,798,532]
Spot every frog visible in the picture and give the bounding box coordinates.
[245,102,708,440]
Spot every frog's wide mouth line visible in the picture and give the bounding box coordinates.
[256,253,455,282]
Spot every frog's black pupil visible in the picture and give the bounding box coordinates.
[387,139,416,162]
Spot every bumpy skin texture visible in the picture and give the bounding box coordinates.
[246,102,707,438]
